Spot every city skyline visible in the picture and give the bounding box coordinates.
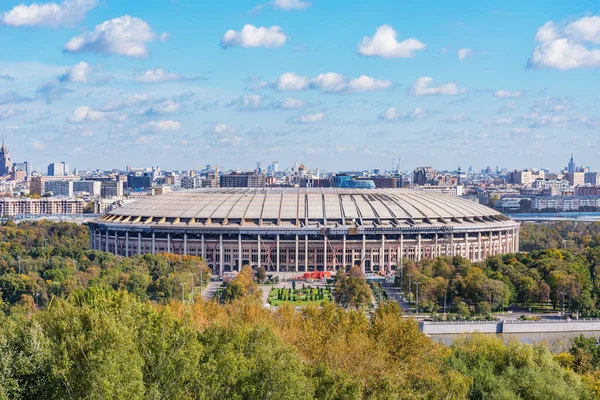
[0,0,598,170]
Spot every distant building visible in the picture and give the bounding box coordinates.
[29,175,80,195]
[181,175,201,189]
[0,142,10,176]
[220,172,265,188]
[47,162,69,177]
[127,173,152,190]
[567,153,576,173]
[413,185,464,196]
[532,196,600,211]
[100,181,123,198]
[332,174,353,188]
[564,172,585,187]
[585,172,600,186]
[44,180,74,197]
[73,181,102,196]
[0,197,83,216]
[413,167,436,186]
[340,179,376,189]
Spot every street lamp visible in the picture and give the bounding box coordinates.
[189,273,195,304]
[414,281,421,314]
[407,274,413,304]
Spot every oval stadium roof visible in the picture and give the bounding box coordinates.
[97,188,515,229]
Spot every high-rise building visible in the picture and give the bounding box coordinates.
[0,141,11,176]
[568,153,576,173]
[12,162,29,177]
[73,181,102,196]
[47,162,69,177]
[220,172,265,188]
[100,181,123,198]
[127,173,152,190]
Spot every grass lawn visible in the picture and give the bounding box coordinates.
[268,287,333,307]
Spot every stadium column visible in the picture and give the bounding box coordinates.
[304,235,308,271]
[399,234,403,267]
[464,233,468,258]
[380,235,385,273]
[138,232,141,255]
[201,234,205,259]
[219,234,224,276]
[238,234,242,271]
[89,230,94,250]
[417,234,422,261]
[167,233,171,253]
[257,234,261,270]
[151,232,155,255]
[125,231,129,257]
[434,233,439,258]
[342,234,347,270]
[504,230,509,253]
[323,236,327,272]
[361,234,366,273]
[105,230,109,252]
[488,231,493,258]
[276,234,280,273]
[113,231,118,255]
[295,235,299,272]
[183,233,187,255]
[499,230,504,254]
[477,232,482,261]
[450,233,454,257]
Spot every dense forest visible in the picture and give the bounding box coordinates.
[1,220,600,399]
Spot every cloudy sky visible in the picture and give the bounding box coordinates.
[0,0,599,172]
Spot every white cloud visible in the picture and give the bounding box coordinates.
[482,118,514,126]
[1,0,97,27]
[275,72,310,90]
[100,94,154,111]
[228,94,263,110]
[68,106,126,123]
[311,72,347,92]
[494,90,522,98]
[457,48,473,60]
[212,123,235,134]
[378,106,426,122]
[279,97,306,109]
[273,0,309,10]
[32,140,45,150]
[498,101,517,114]
[68,106,107,123]
[530,96,569,113]
[142,100,180,115]
[143,120,181,132]
[290,112,324,124]
[135,68,180,83]
[529,16,600,69]
[535,21,559,42]
[408,77,462,95]
[443,113,468,123]
[358,25,426,58]
[273,72,391,93]
[59,61,92,83]
[0,106,21,120]
[347,75,392,92]
[510,128,531,137]
[564,16,600,44]
[221,24,287,49]
[64,15,163,58]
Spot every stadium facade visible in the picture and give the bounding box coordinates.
[87,188,520,275]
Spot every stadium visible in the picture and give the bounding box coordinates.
[87,188,520,275]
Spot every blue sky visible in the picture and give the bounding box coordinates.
[0,0,599,173]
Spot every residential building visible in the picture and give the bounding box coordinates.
[100,181,123,198]
[73,181,102,196]
[564,172,585,187]
[0,197,83,216]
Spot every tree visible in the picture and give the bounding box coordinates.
[256,267,267,284]
[334,266,372,308]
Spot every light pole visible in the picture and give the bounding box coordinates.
[415,281,421,314]
[407,274,413,304]
[189,273,195,304]
[180,283,185,304]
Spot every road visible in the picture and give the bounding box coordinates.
[201,280,221,300]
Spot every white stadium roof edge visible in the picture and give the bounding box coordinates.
[97,188,515,229]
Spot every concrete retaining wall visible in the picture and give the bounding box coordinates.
[420,319,600,335]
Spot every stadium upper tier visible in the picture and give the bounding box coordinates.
[98,188,512,229]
